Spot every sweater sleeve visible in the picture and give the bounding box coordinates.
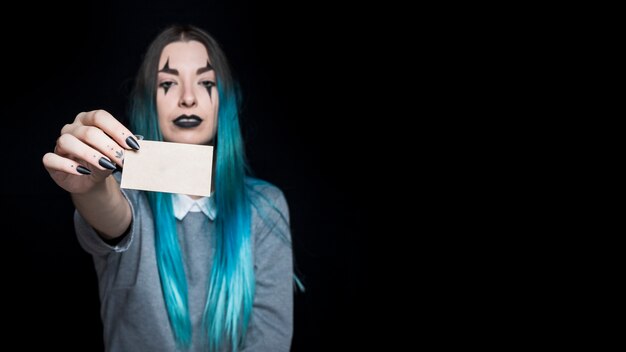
[242,186,294,351]
[73,174,139,257]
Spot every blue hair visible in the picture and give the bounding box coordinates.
[205,81,254,351]
[129,25,254,351]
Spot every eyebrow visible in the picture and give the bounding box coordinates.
[158,59,214,76]
[197,61,214,75]
[158,59,178,75]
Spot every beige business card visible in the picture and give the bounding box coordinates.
[120,140,213,197]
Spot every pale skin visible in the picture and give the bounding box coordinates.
[42,40,219,239]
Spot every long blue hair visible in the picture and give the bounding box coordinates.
[129,25,254,351]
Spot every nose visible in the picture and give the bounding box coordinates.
[179,84,197,108]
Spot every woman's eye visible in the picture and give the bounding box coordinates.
[201,81,215,88]
[159,81,175,94]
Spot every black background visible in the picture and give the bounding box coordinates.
[0,0,375,350]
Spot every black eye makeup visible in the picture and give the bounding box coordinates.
[159,81,174,95]
[158,58,216,98]
[158,58,180,96]
[197,61,216,99]
[158,58,178,75]
[201,81,215,99]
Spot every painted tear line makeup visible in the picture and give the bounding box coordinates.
[199,61,215,100]
[159,59,176,95]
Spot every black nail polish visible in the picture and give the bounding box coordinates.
[99,157,117,170]
[77,165,92,175]
[126,136,140,150]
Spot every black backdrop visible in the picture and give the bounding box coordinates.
[0,0,374,350]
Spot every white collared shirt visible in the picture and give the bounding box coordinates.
[172,193,216,221]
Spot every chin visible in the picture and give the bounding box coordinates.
[164,131,214,145]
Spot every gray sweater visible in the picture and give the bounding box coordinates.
[74,177,293,351]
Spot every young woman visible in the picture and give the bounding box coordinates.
[42,24,294,351]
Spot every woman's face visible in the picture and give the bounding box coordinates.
[156,40,218,145]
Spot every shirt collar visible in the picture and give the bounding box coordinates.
[172,193,216,221]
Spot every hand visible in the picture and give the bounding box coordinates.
[42,110,140,194]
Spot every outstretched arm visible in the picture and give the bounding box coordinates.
[42,109,139,239]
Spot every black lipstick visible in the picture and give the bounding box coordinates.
[173,114,203,128]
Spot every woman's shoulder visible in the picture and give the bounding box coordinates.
[246,177,291,240]
[245,177,288,211]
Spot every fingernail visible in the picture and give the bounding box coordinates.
[126,136,140,150]
[99,157,117,170]
[77,165,92,175]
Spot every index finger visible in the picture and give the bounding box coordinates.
[79,110,141,150]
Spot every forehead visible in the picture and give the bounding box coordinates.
[159,40,211,68]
